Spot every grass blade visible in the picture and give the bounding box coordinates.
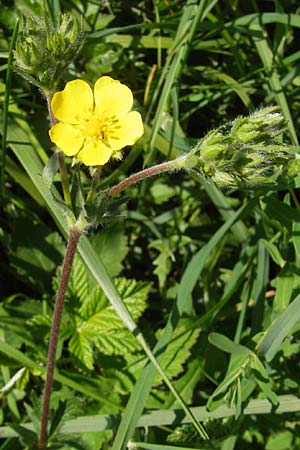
[257,292,300,362]
[1,19,19,202]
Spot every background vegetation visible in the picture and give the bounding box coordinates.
[1,0,300,448]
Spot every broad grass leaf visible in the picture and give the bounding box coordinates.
[42,152,60,189]
[8,423,37,447]
[208,333,251,357]
[257,292,300,362]
[259,239,285,268]
[272,263,300,312]
[91,223,129,277]
[292,220,300,258]
[260,195,300,232]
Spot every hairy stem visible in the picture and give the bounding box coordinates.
[39,226,81,449]
[108,158,183,197]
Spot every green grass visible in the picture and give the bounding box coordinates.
[1,1,300,449]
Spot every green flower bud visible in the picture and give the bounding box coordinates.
[287,157,300,177]
[13,13,85,94]
[182,107,290,188]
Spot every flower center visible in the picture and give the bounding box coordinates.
[81,114,121,146]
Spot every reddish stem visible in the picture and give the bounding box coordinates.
[39,227,81,449]
[108,160,179,197]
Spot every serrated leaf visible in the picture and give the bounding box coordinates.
[64,255,89,311]
[131,320,200,384]
[164,357,205,408]
[154,322,199,383]
[69,330,94,371]
[28,314,73,342]
[67,278,150,369]
[116,278,151,321]
[149,238,173,289]
[149,235,191,289]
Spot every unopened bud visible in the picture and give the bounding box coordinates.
[13,13,85,93]
[181,107,289,187]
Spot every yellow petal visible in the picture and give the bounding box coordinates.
[51,80,94,124]
[77,140,113,166]
[94,76,133,118]
[108,111,144,151]
[49,123,84,156]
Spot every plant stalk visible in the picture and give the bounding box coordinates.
[1,19,19,203]
[39,226,81,449]
[86,166,102,204]
[108,158,184,197]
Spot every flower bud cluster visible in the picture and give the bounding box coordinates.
[184,107,289,187]
[13,14,85,93]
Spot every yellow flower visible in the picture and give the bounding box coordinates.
[49,76,144,166]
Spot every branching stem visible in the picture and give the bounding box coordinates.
[39,226,81,449]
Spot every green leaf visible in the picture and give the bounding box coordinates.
[206,367,242,412]
[128,443,213,450]
[150,182,176,204]
[164,357,205,408]
[149,235,191,289]
[9,217,64,292]
[292,220,300,258]
[67,277,150,369]
[91,223,129,277]
[64,254,89,311]
[250,355,278,406]
[68,331,94,371]
[8,423,37,447]
[272,263,300,312]
[266,431,293,450]
[260,238,285,268]
[149,238,173,289]
[42,152,59,189]
[154,320,200,384]
[208,333,251,356]
[257,292,300,361]
[261,195,300,232]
